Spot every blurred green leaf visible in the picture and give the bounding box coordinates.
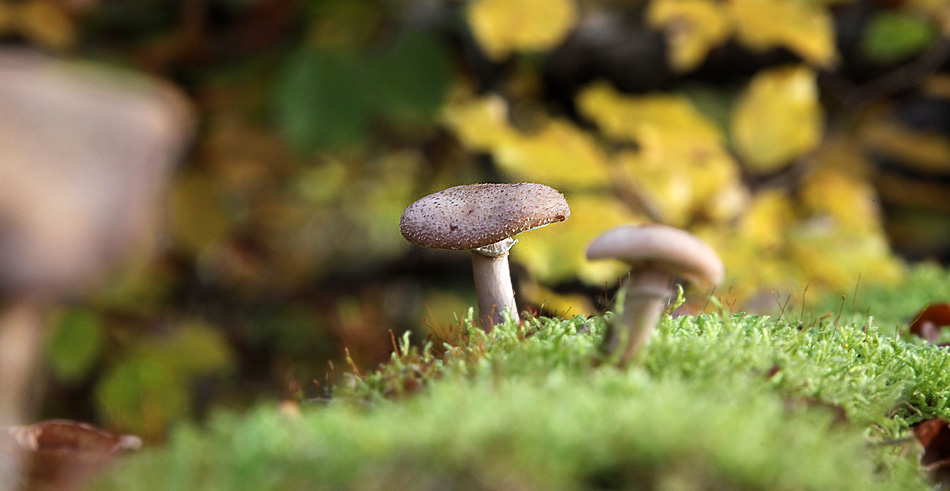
[159,322,236,376]
[47,309,104,383]
[679,84,737,135]
[372,30,452,121]
[95,323,234,437]
[861,11,937,63]
[96,356,189,439]
[272,50,371,152]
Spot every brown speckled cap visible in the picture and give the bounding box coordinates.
[400,183,570,250]
[586,225,724,286]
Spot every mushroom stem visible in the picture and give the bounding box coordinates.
[0,300,44,424]
[605,269,673,367]
[471,247,519,330]
[0,299,45,491]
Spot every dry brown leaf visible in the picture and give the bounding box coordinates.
[1,420,141,491]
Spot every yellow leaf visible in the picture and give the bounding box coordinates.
[800,169,881,234]
[579,83,745,225]
[731,65,823,173]
[513,193,644,285]
[443,95,612,190]
[579,82,723,146]
[648,0,733,72]
[467,0,577,61]
[441,94,519,151]
[730,0,837,67]
[702,192,814,307]
[738,189,797,250]
[795,167,903,289]
[612,151,690,227]
[705,181,751,222]
[494,119,613,190]
[701,180,904,307]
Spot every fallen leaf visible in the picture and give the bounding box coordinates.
[738,190,797,250]
[441,94,519,151]
[731,65,823,173]
[466,0,577,60]
[579,82,724,147]
[578,83,745,225]
[1,420,141,491]
[909,303,950,342]
[913,418,950,485]
[647,0,732,72]
[730,0,837,67]
[800,168,882,235]
[494,118,613,190]
[443,94,612,191]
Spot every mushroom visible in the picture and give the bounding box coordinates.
[0,50,192,491]
[586,225,723,366]
[400,183,570,329]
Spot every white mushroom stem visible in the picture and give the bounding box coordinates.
[0,299,45,491]
[605,269,673,367]
[471,238,519,329]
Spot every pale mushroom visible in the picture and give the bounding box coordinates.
[586,225,723,366]
[400,183,570,329]
[0,49,192,491]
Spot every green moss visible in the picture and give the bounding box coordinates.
[808,263,950,335]
[101,274,950,490]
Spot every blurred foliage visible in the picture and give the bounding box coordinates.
[862,10,938,63]
[467,0,577,61]
[273,28,451,151]
[94,322,234,440]
[6,0,950,438]
[47,310,105,383]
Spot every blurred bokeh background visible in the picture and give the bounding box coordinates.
[5,0,950,440]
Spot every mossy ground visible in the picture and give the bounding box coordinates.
[100,266,950,490]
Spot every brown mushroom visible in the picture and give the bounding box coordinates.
[586,225,723,366]
[400,183,570,329]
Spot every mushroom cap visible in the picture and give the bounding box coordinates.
[0,49,193,298]
[400,183,570,250]
[586,225,724,286]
